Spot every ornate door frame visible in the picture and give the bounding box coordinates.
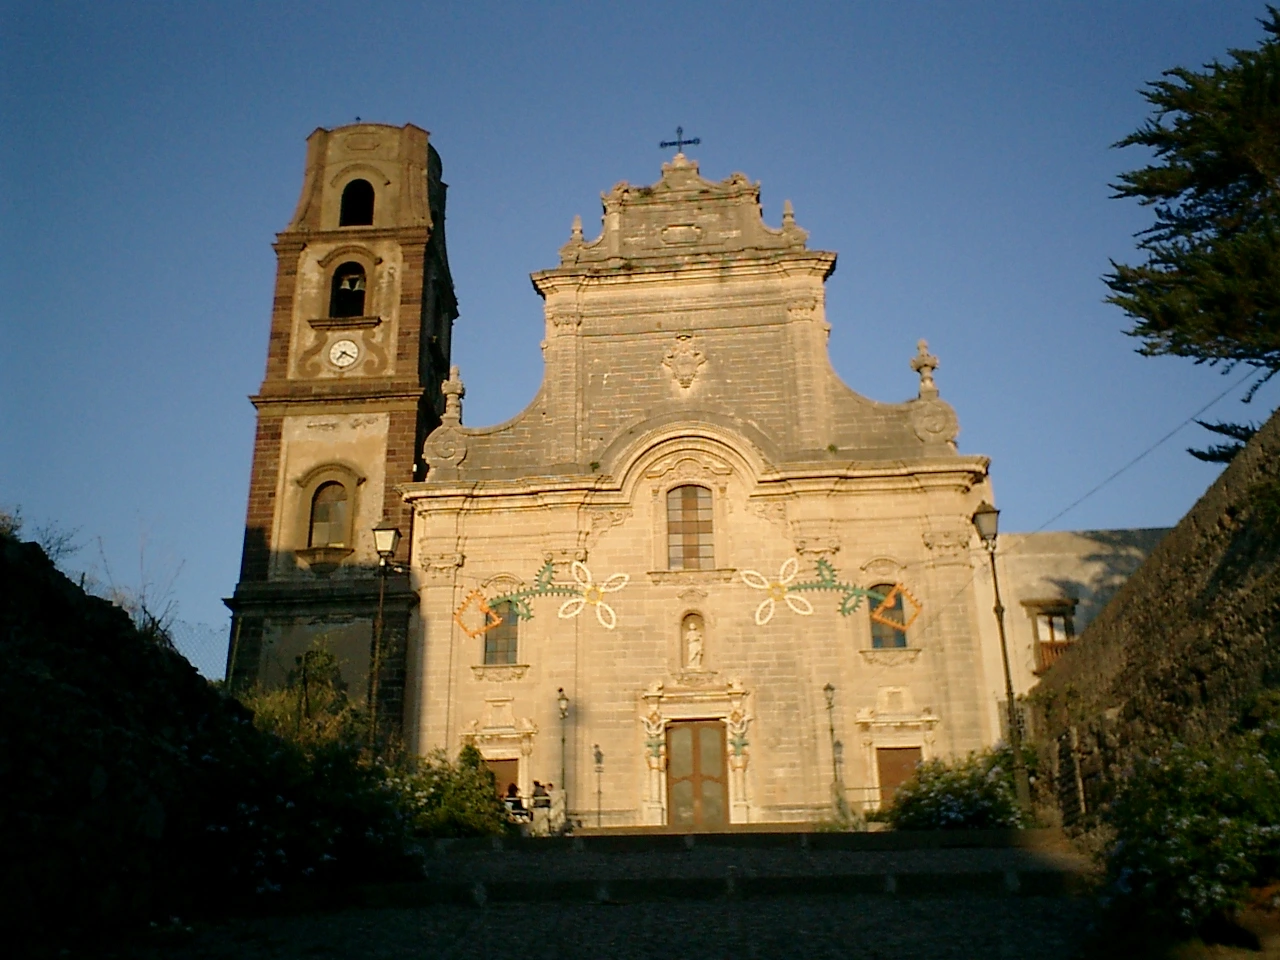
[639,678,751,825]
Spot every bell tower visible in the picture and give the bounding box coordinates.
[225,122,457,739]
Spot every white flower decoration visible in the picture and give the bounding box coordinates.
[740,557,814,625]
[557,560,629,629]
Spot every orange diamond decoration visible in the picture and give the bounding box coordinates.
[453,588,505,639]
[869,583,922,631]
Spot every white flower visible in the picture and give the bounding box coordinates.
[557,561,629,629]
[739,558,814,625]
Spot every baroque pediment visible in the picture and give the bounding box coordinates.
[553,154,810,268]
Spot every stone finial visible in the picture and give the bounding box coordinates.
[910,339,939,398]
[441,365,465,422]
[779,199,807,245]
[570,214,583,242]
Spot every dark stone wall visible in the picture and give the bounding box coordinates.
[1032,407,1280,823]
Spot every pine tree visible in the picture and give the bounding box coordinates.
[1105,8,1280,457]
[1187,419,1260,462]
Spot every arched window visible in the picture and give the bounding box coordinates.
[339,179,375,226]
[308,482,349,548]
[329,262,366,318]
[485,601,519,665]
[869,584,908,649]
[667,485,713,570]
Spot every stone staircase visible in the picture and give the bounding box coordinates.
[359,828,1093,908]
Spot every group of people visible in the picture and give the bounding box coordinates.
[503,780,553,822]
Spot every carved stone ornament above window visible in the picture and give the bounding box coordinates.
[470,664,530,682]
[859,648,924,667]
[922,523,972,557]
[673,668,720,687]
[645,450,732,482]
[795,537,840,560]
[662,335,706,389]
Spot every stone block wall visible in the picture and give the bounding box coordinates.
[1032,408,1280,823]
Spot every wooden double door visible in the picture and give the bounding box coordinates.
[666,720,728,829]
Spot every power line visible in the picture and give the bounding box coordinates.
[908,367,1259,645]
[1028,367,1258,533]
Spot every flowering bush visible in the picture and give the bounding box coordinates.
[885,746,1028,830]
[1103,699,1280,933]
[384,744,510,838]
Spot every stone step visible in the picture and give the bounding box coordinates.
[357,829,1094,906]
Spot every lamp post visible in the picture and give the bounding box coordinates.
[593,743,604,828]
[972,501,1032,817]
[823,683,847,818]
[369,522,402,751]
[557,687,570,832]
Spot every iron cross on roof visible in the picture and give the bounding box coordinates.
[659,126,700,154]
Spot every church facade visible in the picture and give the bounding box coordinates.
[228,122,1161,828]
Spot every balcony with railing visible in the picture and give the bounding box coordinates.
[1034,639,1073,675]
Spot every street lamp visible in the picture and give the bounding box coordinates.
[557,687,570,833]
[823,683,847,818]
[971,501,1032,817]
[368,522,402,750]
[593,743,604,828]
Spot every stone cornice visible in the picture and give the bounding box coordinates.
[275,225,432,247]
[224,573,415,613]
[757,457,990,490]
[401,457,987,507]
[307,315,383,331]
[531,250,836,298]
[251,377,426,411]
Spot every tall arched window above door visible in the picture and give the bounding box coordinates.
[339,179,374,226]
[308,481,349,548]
[667,485,714,570]
[329,262,366,318]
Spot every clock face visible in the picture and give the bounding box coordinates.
[328,339,360,369]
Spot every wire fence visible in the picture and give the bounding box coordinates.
[167,618,229,680]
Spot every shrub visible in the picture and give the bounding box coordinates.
[238,646,369,753]
[1103,723,1280,933]
[384,744,510,838]
[885,746,1028,830]
[238,645,507,840]
[0,535,419,955]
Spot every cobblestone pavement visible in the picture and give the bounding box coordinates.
[124,896,1096,960]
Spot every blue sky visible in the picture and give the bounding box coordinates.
[3,1,1275,674]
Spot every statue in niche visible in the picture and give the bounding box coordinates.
[683,613,705,669]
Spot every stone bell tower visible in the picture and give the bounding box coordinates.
[225,122,457,738]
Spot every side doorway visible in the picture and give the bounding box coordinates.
[875,746,923,808]
[666,720,728,830]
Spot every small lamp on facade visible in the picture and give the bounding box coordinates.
[557,687,570,833]
[593,743,604,828]
[822,683,844,817]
